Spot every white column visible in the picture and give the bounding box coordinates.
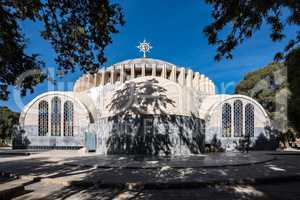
[101,70,105,85]
[193,72,200,89]
[120,65,125,83]
[96,73,101,86]
[178,67,185,85]
[131,64,135,79]
[199,75,205,92]
[206,78,210,94]
[186,69,193,87]
[84,75,89,90]
[93,73,97,87]
[142,64,146,77]
[161,64,167,78]
[170,65,176,81]
[110,66,115,84]
[152,64,156,76]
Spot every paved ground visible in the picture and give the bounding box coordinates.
[1,151,300,199]
[61,151,274,168]
[10,180,300,200]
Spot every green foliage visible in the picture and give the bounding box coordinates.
[0,106,19,142]
[235,62,286,118]
[204,0,300,61]
[0,0,124,100]
[286,47,300,136]
[235,62,283,96]
[235,47,300,135]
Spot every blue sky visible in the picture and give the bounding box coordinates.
[1,0,297,112]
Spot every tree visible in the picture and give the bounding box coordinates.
[0,106,19,144]
[286,47,300,136]
[204,0,300,61]
[235,48,300,146]
[0,0,124,100]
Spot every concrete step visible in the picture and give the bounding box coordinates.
[0,178,36,200]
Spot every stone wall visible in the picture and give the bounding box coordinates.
[89,114,205,155]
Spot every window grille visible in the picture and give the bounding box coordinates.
[234,100,243,137]
[245,103,255,137]
[222,103,232,137]
[64,101,74,136]
[51,97,61,136]
[38,101,48,136]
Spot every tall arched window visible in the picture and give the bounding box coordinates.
[245,103,254,137]
[38,101,48,136]
[51,97,61,136]
[222,103,232,137]
[234,100,243,137]
[64,101,74,136]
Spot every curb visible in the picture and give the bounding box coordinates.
[0,184,25,200]
[267,152,300,156]
[2,169,300,190]
[68,174,300,190]
[62,156,276,169]
[0,172,39,200]
[0,152,31,156]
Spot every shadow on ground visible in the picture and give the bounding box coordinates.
[1,153,300,199]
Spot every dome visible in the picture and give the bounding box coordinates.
[107,58,176,70]
[73,57,216,95]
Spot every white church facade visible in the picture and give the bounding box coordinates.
[19,45,271,154]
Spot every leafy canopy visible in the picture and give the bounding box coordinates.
[0,106,19,141]
[0,0,124,100]
[204,0,300,61]
[286,47,300,135]
[235,47,300,135]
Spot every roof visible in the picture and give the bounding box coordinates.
[106,58,179,70]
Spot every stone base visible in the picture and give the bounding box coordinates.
[89,114,205,155]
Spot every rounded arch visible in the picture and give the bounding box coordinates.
[204,94,269,122]
[20,91,93,126]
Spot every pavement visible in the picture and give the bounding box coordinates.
[1,150,300,199]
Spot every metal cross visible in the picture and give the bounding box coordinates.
[137,39,152,58]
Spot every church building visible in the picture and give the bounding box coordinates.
[19,41,270,155]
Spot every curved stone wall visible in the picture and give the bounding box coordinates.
[202,95,271,150]
[73,58,215,95]
[20,92,91,148]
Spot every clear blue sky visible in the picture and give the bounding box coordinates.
[0,0,297,112]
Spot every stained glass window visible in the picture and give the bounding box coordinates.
[38,101,48,136]
[234,100,243,137]
[222,103,232,137]
[51,97,61,136]
[245,103,254,137]
[64,101,74,136]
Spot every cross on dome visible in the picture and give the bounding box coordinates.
[137,39,152,58]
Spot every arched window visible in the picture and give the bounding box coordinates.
[222,103,232,137]
[38,101,48,136]
[64,101,74,136]
[245,103,254,137]
[234,100,243,137]
[51,97,61,136]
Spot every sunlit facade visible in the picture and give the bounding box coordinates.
[20,57,270,154]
